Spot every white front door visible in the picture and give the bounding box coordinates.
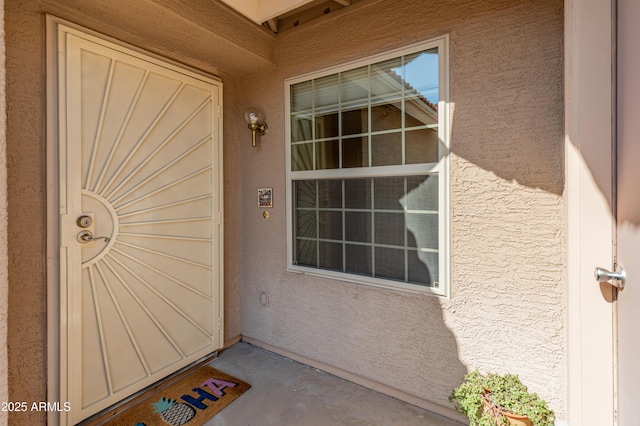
[55,25,224,425]
[616,0,640,423]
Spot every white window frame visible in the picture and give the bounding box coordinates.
[285,35,450,296]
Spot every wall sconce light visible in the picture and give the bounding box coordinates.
[244,108,267,147]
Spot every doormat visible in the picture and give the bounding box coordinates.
[104,366,251,426]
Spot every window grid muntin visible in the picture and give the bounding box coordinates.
[287,36,449,296]
[291,50,438,171]
[292,176,439,287]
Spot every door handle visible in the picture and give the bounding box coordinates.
[77,230,110,244]
[594,266,626,290]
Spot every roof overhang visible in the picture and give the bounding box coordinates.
[218,0,317,24]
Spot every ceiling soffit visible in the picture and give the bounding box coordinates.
[219,0,359,33]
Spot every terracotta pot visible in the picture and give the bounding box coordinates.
[482,393,532,426]
[503,411,532,426]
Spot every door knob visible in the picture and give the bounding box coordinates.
[594,266,626,290]
[77,230,110,244]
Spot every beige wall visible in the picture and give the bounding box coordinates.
[3,0,565,423]
[0,0,8,425]
[6,3,48,424]
[236,0,566,419]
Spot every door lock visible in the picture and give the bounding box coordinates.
[594,266,626,290]
[77,230,110,244]
[77,215,93,228]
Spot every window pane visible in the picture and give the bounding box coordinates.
[318,210,342,240]
[375,212,405,246]
[408,250,438,286]
[318,180,342,208]
[295,180,316,208]
[372,101,402,132]
[371,132,402,166]
[345,244,372,276]
[319,241,343,271]
[319,210,342,240]
[342,108,368,135]
[403,49,439,105]
[342,137,369,168]
[406,213,438,250]
[316,140,339,170]
[341,66,369,103]
[292,114,313,142]
[345,211,371,243]
[406,128,439,164]
[375,247,404,281]
[296,238,317,267]
[406,175,438,211]
[315,111,339,139]
[296,209,316,239]
[291,81,312,112]
[405,95,438,127]
[371,57,402,99]
[345,179,371,209]
[292,143,313,171]
[315,74,339,108]
[374,177,405,210]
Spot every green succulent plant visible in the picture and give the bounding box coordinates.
[449,370,555,426]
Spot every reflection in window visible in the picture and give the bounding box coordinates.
[292,176,439,286]
[290,47,440,172]
[287,38,448,293]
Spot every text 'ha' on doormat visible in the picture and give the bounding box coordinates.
[105,366,250,426]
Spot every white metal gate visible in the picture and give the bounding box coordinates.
[55,24,224,424]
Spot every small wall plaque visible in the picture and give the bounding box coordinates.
[258,188,273,208]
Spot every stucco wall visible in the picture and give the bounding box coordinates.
[0,1,8,425]
[237,0,566,419]
[3,0,565,423]
[5,3,48,424]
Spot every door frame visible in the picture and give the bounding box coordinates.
[45,15,225,425]
[565,0,617,425]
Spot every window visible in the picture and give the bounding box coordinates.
[286,36,449,295]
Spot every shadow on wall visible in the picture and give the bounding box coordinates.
[238,0,569,418]
[299,276,469,415]
[449,30,564,196]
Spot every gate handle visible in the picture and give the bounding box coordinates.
[77,230,110,244]
[594,266,626,290]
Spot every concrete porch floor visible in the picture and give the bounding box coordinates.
[206,342,464,426]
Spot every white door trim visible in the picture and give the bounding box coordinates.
[565,0,616,425]
[46,15,224,425]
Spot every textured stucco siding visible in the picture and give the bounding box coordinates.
[5,3,49,423]
[237,0,566,418]
[0,1,8,425]
[3,0,565,424]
